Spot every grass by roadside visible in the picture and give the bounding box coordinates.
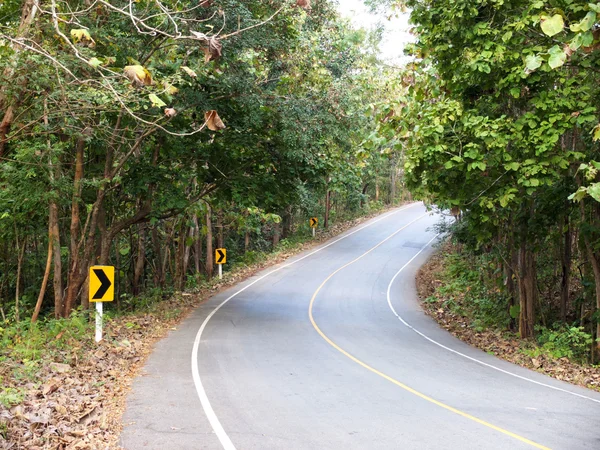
[416,241,600,393]
[0,203,402,450]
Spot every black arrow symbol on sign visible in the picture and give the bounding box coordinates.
[311,218,317,227]
[216,249,225,264]
[92,269,112,300]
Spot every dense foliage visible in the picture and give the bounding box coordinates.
[0,1,408,323]
[376,0,600,358]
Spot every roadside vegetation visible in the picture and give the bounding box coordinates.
[377,0,600,362]
[4,0,600,445]
[0,1,410,446]
[417,240,600,391]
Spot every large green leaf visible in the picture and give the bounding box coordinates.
[525,54,543,72]
[547,45,566,69]
[540,14,564,36]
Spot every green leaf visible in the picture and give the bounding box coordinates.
[547,45,567,69]
[525,54,543,72]
[540,14,564,37]
[570,11,596,32]
[588,183,600,202]
[149,94,166,108]
[88,57,102,68]
[509,304,520,319]
[567,183,587,205]
[593,124,600,141]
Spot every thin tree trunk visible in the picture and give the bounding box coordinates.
[15,239,26,323]
[152,226,164,287]
[50,201,63,317]
[44,98,63,317]
[206,205,213,280]
[193,215,201,273]
[31,235,52,323]
[324,189,330,229]
[272,224,280,248]
[518,241,536,339]
[244,231,250,253]
[216,211,224,249]
[560,211,572,322]
[133,223,146,295]
[64,138,86,316]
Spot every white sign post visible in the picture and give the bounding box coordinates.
[95,302,103,343]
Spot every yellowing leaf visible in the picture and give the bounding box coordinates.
[181,66,197,77]
[124,65,152,86]
[570,11,596,32]
[540,14,564,37]
[593,124,600,141]
[163,82,179,95]
[70,29,95,47]
[148,94,166,108]
[204,110,225,131]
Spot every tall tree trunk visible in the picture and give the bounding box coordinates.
[560,210,572,322]
[518,241,536,339]
[282,206,293,239]
[216,210,224,249]
[324,189,331,229]
[151,226,164,287]
[244,231,250,253]
[182,223,194,286]
[31,233,52,322]
[15,239,26,322]
[45,98,63,317]
[580,187,600,353]
[133,223,146,295]
[272,224,280,248]
[389,158,398,205]
[193,215,202,274]
[50,201,63,317]
[174,219,186,291]
[206,205,213,280]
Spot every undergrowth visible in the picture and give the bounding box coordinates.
[429,244,595,365]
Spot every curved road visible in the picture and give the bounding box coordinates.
[120,203,600,450]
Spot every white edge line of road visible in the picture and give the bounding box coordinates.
[191,202,422,450]
[386,235,600,405]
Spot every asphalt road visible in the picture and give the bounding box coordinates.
[120,203,600,450]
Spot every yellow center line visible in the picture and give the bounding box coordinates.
[307,214,551,450]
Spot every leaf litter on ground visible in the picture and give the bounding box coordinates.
[416,242,600,394]
[0,204,403,449]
